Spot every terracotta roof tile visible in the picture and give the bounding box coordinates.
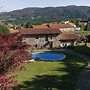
[10,30,19,34]
[32,24,74,29]
[57,34,79,40]
[50,24,74,29]
[33,25,49,29]
[19,28,61,35]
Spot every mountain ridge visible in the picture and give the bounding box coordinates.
[1,5,90,24]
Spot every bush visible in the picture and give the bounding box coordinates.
[0,32,31,89]
[0,24,9,33]
[74,45,90,55]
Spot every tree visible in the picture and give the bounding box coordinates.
[25,21,32,28]
[84,22,90,31]
[0,32,31,89]
[88,18,90,21]
[0,24,9,33]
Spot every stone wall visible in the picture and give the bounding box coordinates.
[22,34,60,48]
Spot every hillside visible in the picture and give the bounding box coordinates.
[1,5,90,24]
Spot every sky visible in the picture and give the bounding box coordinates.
[0,0,90,12]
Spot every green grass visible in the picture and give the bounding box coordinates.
[14,51,87,90]
[62,30,90,35]
[74,31,90,35]
[74,45,90,55]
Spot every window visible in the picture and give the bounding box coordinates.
[36,37,39,39]
[51,37,52,39]
[45,36,48,41]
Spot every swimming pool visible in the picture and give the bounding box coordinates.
[32,52,66,61]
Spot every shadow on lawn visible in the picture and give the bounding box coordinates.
[14,52,86,90]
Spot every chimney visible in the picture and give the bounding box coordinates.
[46,24,50,28]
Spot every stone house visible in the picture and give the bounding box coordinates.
[19,24,78,48]
[50,24,75,32]
[19,28,61,48]
[57,34,79,47]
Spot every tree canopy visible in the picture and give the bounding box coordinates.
[0,24,9,33]
[84,22,90,31]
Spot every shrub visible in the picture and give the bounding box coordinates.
[0,32,31,89]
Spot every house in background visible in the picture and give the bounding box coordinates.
[80,20,88,26]
[64,21,81,31]
[50,24,76,32]
[9,29,19,34]
[20,28,61,48]
[64,21,76,27]
[29,23,76,32]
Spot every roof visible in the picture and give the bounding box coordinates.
[57,34,79,40]
[6,23,14,28]
[50,24,74,29]
[19,28,61,35]
[80,20,88,23]
[30,24,74,29]
[33,24,49,29]
[9,30,19,34]
[68,22,76,27]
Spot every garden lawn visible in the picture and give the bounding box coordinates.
[14,51,87,90]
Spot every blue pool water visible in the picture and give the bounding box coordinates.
[32,53,66,61]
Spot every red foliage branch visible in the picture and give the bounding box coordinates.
[0,32,31,89]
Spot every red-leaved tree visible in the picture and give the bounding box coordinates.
[0,32,31,89]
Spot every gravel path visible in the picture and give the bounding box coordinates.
[65,49,90,90]
[76,53,90,90]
